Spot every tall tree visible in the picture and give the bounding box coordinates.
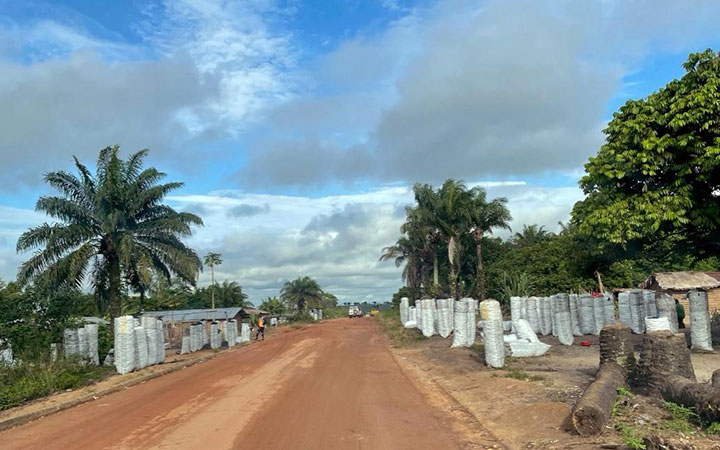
[280,276,324,312]
[573,49,720,254]
[259,296,285,315]
[204,252,222,315]
[16,146,203,318]
[468,187,511,299]
[513,224,549,247]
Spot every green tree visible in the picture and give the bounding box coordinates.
[259,296,285,315]
[213,280,247,308]
[468,187,511,299]
[280,276,324,312]
[513,225,550,247]
[16,147,203,318]
[203,252,222,313]
[573,49,720,254]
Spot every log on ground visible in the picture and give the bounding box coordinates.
[660,375,720,423]
[570,362,626,436]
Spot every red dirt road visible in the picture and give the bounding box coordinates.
[1,319,460,449]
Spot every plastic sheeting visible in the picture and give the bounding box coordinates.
[84,324,100,365]
[540,296,553,336]
[526,297,540,334]
[399,297,409,325]
[603,293,615,325]
[688,291,713,351]
[645,317,671,331]
[642,290,658,318]
[114,316,135,375]
[482,318,505,368]
[628,290,646,334]
[578,294,595,335]
[617,292,632,327]
[656,293,679,334]
[569,294,582,336]
[554,294,574,346]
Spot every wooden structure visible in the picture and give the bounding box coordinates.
[641,271,720,315]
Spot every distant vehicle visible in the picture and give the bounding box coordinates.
[348,306,362,318]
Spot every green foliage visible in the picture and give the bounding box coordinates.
[258,296,285,315]
[663,402,700,434]
[16,146,203,318]
[0,359,112,410]
[280,276,325,312]
[617,424,646,450]
[494,271,534,305]
[706,422,720,434]
[573,49,720,255]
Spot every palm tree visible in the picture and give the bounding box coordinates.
[513,224,550,246]
[380,236,422,298]
[468,187,511,299]
[280,276,324,312]
[16,146,203,318]
[214,280,247,308]
[414,180,472,299]
[204,252,222,316]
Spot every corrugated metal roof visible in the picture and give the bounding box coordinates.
[142,307,243,322]
[643,272,720,291]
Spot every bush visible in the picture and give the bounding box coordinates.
[0,359,113,410]
[376,309,425,347]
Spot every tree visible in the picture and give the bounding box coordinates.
[259,296,285,315]
[468,187,511,299]
[513,224,550,247]
[213,280,247,308]
[16,146,203,318]
[280,276,324,312]
[204,252,222,314]
[573,49,720,255]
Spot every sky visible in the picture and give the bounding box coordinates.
[0,0,719,305]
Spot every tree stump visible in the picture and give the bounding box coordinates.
[570,362,626,436]
[637,331,695,393]
[599,324,635,375]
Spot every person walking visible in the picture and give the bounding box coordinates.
[255,315,266,341]
[675,299,686,329]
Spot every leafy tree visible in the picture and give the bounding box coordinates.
[573,49,720,255]
[467,187,511,299]
[513,224,550,247]
[280,276,324,312]
[203,252,222,311]
[16,146,203,318]
[259,296,285,315]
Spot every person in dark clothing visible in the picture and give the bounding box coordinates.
[675,299,686,329]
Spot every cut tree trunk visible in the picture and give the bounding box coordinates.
[570,362,626,436]
[660,374,720,422]
[638,331,695,394]
[599,324,635,375]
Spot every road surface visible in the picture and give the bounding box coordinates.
[1,319,460,449]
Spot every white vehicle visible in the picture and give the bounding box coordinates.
[348,306,362,318]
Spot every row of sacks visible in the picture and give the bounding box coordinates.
[181,320,252,354]
[400,297,476,347]
[113,316,165,375]
[63,324,100,365]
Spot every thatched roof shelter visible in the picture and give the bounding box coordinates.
[641,272,720,291]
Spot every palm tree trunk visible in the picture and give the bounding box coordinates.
[433,252,439,288]
[211,265,215,320]
[474,229,485,300]
[108,256,122,319]
[448,235,458,300]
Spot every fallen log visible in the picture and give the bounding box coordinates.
[570,362,626,436]
[660,375,720,423]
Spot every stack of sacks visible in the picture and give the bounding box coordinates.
[569,294,582,336]
[505,319,551,357]
[554,294,574,346]
[114,316,136,375]
[404,306,417,329]
[617,292,632,327]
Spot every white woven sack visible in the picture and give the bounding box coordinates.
[689,291,713,351]
[436,300,452,338]
[482,318,505,368]
[514,319,540,343]
[84,324,99,365]
[643,290,658,318]
[550,295,558,337]
[510,296,523,323]
[526,297,540,334]
[645,317,671,332]
[617,292,632,327]
[569,294,582,336]
[134,327,149,369]
[77,328,88,361]
[506,340,551,357]
[540,297,553,336]
[181,335,190,354]
[210,322,221,350]
[578,294,595,335]
[465,298,477,346]
[64,328,79,357]
[400,297,409,325]
[479,298,502,321]
[655,293,679,334]
[592,296,605,335]
[451,300,469,348]
[628,290,646,334]
[554,294,574,346]
[603,293,615,325]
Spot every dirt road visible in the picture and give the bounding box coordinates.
[1,319,461,450]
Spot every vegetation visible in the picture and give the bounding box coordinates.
[204,252,223,311]
[16,147,203,319]
[376,309,425,346]
[280,276,336,312]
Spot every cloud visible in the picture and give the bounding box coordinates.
[238,0,720,189]
[227,203,271,217]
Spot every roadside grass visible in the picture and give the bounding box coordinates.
[491,368,547,383]
[0,358,113,410]
[376,309,425,346]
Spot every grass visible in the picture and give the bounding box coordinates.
[491,368,547,383]
[618,424,646,450]
[0,358,113,410]
[706,422,720,435]
[662,402,700,435]
[376,309,425,346]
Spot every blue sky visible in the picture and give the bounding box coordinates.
[0,0,718,302]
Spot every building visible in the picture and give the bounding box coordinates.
[142,307,268,347]
[640,271,720,315]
